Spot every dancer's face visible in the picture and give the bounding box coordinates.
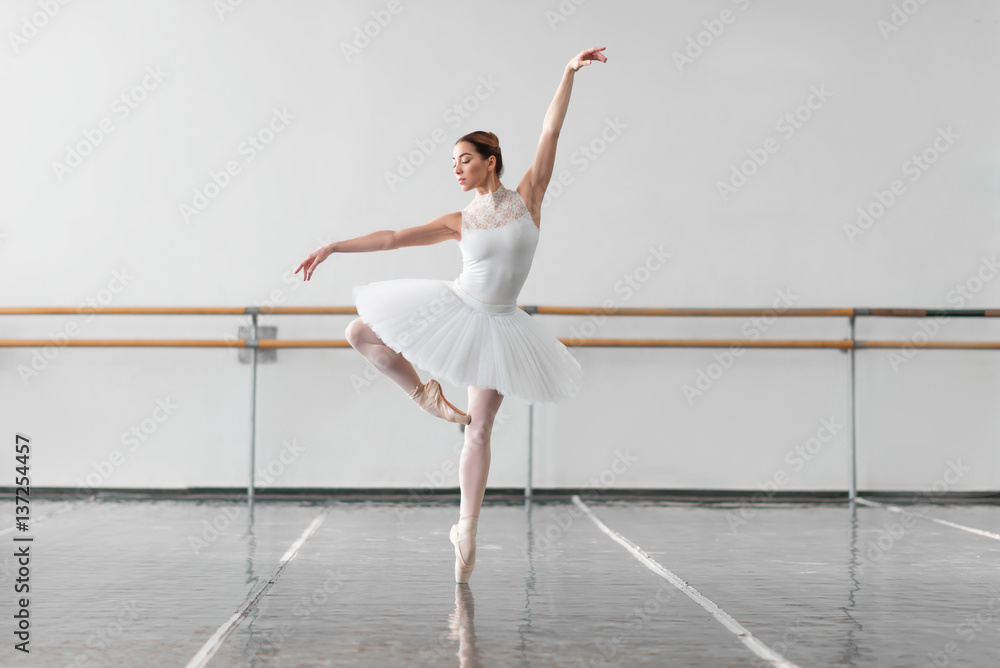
[452,142,494,192]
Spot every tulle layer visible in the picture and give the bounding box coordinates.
[352,278,583,404]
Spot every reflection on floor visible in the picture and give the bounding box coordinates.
[0,497,997,667]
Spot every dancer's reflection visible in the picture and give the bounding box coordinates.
[449,583,482,667]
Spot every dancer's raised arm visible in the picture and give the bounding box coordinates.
[520,47,607,211]
[295,212,461,281]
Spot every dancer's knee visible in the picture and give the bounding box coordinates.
[345,317,368,348]
[464,421,492,450]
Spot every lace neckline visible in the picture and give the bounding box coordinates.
[472,183,508,205]
[463,183,530,231]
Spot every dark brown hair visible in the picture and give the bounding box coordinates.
[455,131,503,178]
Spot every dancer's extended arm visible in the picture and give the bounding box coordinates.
[295,212,461,281]
[520,47,607,211]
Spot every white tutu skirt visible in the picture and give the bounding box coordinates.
[352,278,583,404]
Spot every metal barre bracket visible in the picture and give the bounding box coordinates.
[238,325,277,364]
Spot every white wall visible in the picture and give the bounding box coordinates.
[1,0,998,493]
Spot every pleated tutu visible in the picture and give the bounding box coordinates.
[352,278,583,404]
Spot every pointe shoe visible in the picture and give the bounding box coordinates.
[450,515,478,583]
[407,379,472,425]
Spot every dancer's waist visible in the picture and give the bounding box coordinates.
[447,279,517,315]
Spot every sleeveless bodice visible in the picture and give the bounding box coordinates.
[353,182,581,403]
[449,184,539,314]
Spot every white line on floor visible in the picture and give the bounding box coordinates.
[571,495,802,668]
[855,497,1000,541]
[185,510,328,668]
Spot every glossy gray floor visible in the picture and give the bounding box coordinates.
[0,497,998,667]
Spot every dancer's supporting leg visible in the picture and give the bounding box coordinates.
[454,386,504,567]
[345,317,421,392]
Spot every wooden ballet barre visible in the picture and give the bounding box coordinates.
[0,306,360,315]
[0,339,249,347]
[562,339,1000,349]
[0,305,1000,318]
[3,338,1000,349]
[2,306,999,317]
[858,308,1000,317]
[0,307,249,315]
[854,340,1000,349]
[532,306,856,317]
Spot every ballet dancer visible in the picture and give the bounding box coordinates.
[296,46,607,583]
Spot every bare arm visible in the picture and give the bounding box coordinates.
[328,229,394,253]
[295,212,461,281]
[331,212,461,252]
[519,47,607,212]
[387,211,462,249]
[541,65,577,135]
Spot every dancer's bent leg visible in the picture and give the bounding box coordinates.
[345,317,421,393]
[345,317,465,422]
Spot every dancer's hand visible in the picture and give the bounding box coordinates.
[295,244,333,281]
[567,47,607,73]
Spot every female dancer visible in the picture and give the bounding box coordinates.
[296,47,607,583]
